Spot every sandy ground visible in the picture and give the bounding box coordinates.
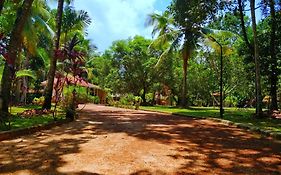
[0,104,280,175]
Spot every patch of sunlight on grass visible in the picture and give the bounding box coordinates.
[140,106,281,134]
[10,105,41,115]
[0,105,65,131]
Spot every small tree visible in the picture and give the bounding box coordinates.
[55,34,86,120]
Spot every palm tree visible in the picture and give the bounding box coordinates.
[148,0,220,107]
[147,11,202,107]
[0,0,52,105]
[43,0,65,109]
[62,5,91,44]
[250,0,263,117]
[147,11,189,107]
[0,0,35,114]
[16,0,53,104]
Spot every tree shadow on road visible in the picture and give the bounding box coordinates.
[0,105,280,174]
[79,107,281,174]
[0,121,103,174]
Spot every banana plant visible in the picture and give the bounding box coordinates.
[15,69,37,80]
[0,65,36,81]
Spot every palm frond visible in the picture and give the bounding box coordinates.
[33,15,55,37]
[200,27,238,39]
[77,10,91,27]
[149,29,180,50]
[37,48,50,68]
[155,48,170,68]
[68,34,81,50]
[16,69,37,79]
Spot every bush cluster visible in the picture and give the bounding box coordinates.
[32,96,45,105]
[107,94,142,110]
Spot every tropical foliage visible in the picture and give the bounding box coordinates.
[1,0,281,123]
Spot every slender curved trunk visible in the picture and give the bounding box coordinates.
[250,0,263,117]
[0,0,34,114]
[43,0,64,109]
[269,0,278,111]
[237,0,253,53]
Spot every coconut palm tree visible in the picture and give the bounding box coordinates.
[147,10,200,107]
[0,0,53,104]
[16,0,54,104]
[147,11,185,106]
[0,0,35,114]
[148,0,220,107]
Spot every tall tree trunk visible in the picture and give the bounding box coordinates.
[0,0,5,15]
[20,53,30,104]
[180,44,189,107]
[269,0,278,111]
[250,0,263,117]
[21,77,28,104]
[14,53,22,104]
[15,78,22,104]
[43,0,64,109]
[0,0,34,114]
[237,0,253,53]
[142,83,147,105]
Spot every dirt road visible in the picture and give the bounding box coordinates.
[0,104,280,175]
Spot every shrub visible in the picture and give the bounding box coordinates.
[225,96,238,107]
[145,93,154,105]
[134,96,142,110]
[27,93,42,104]
[107,94,142,109]
[32,96,45,106]
[119,94,135,106]
[106,94,113,105]
[63,86,89,104]
[194,99,203,107]
[60,91,76,120]
[89,96,100,104]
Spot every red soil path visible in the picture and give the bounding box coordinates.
[0,104,280,175]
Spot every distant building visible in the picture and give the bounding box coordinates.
[41,75,106,104]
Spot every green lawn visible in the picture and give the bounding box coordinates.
[140,106,281,133]
[0,105,65,131]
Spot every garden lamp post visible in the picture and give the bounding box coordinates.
[208,35,224,118]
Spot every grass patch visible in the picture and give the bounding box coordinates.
[140,106,281,134]
[0,105,65,131]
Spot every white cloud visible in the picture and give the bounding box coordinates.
[73,0,159,52]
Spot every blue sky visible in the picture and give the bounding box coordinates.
[69,0,172,52]
[51,1,261,52]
